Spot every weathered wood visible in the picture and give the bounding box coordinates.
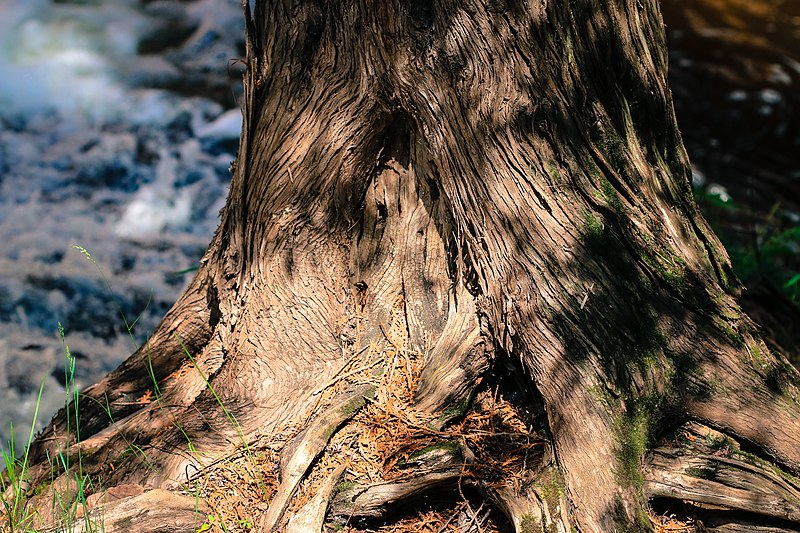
[646,422,800,530]
[39,489,208,533]
[647,466,800,522]
[261,384,374,531]
[285,464,346,533]
[702,519,800,533]
[331,468,464,520]
[329,440,468,519]
[16,1,800,532]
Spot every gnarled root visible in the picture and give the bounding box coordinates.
[646,421,800,532]
[260,385,375,531]
[36,489,208,533]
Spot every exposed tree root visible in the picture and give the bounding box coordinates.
[286,464,346,532]
[646,422,800,532]
[260,384,375,531]
[334,497,508,533]
[285,351,548,532]
[331,467,466,520]
[38,489,208,533]
[657,503,800,533]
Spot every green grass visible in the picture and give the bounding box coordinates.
[0,378,46,531]
[53,323,100,532]
[0,245,214,531]
[0,323,103,532]
[696,194,800,304]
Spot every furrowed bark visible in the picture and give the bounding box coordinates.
[646,422,800,530]
[14,0,800,532]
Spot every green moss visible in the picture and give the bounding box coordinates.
[685,466,713,480]
[706,375,724,394]
[322,426,337,441]
[546,162,561,186]
[583,211,604,237]
[611,493,652,533]
[588,384,617,411]
[620,322,668,377]
[595,123,628,173]
[662,263,689,293]
[597,176,624,212]
[639,244,695,302]
[729,449,760,466]
[747,340,768,370]
[588,159,602,178]
[712,316,744,348]
[719,301,743,321]
[31,480,51,497]
[438,392,473,426]
[337,386,376,419]
[728,448,800,492]
[613,395,663,490]
[520,513,541,533]
[639,346,662,372]
[614,412,648,488]
[332,480,357,497]
[535,466,566,529]
[323,388,376,441]
[705,434,731,452]
[407,441,460,462]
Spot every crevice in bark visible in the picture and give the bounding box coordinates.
[404,0,435,30]
[378,111,413,169]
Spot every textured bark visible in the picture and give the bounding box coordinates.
[34,489,208,533]
[644,422,800,531]
[646,422,800,530]
[15,0,800,532]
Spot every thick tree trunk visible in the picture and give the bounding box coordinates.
[12,0,800,532]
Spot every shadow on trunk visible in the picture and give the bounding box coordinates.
[5,0,800,532]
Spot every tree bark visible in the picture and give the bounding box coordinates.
[13,0,800,531]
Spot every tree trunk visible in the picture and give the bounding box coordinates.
[13,0,800,531]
